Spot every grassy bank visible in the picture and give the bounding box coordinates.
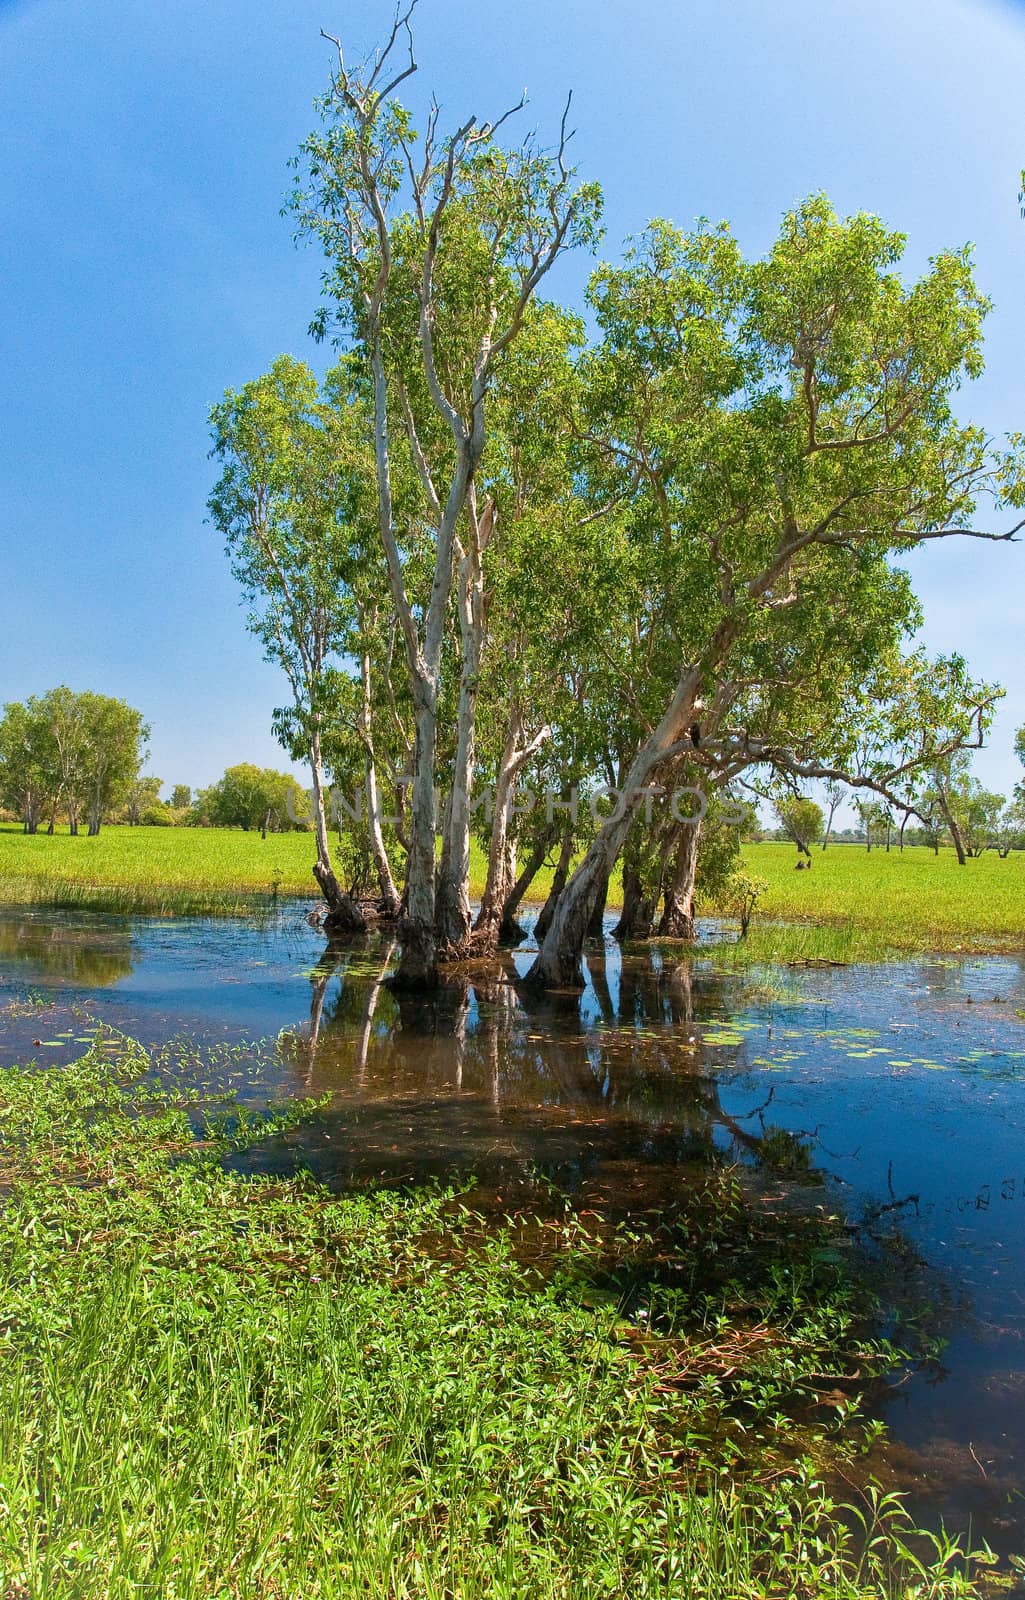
[0,824,336,915]
[1,826,1023,957]
[0,1041,994,1598]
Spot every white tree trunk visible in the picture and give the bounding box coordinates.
[435,553,483,951]
[359,647,399,915]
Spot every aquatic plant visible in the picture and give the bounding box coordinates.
[0,1042,1000,1597]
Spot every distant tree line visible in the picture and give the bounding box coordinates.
[0,689,149,836]
[0,704,313,841]
[767,737,1025,861]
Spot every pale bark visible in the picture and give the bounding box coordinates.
[822,791,842,850]
[359,646,399,915]
[368,331,476,985]
[329,47,584,985]
[400,698,443,984]
[658,820,701,939]
[366,753,399,915]
[435,514,487,951]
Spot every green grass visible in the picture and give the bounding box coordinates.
[0,824,332,914]
[0,1041,998,1598]
[2,827,1024,957]
[0,825,567,917]
[716,842,1025,957]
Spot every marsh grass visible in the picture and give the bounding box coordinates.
[0,827,559,918]
[724,842,1025,955]
[3,828,1023,956]
[0,1042,999,1597]
[699,918,897,973]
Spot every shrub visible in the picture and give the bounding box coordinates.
[140,804,175,827]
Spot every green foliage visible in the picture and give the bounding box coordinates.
[0,689,148,835]
[721,871,769,939]
[121,774,163,825]
[140,802,175,827]
[195,764,308,833]
[208,354,381,766]
[774,796,825,852]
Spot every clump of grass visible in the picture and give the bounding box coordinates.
[701,917,896,972]
[0,987,51,1017]
[0,1044,998,1598]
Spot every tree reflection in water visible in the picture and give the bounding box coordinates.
[274,936,799,1202]
[0,913,134,988]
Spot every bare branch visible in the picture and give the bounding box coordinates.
[365,1,419,101]
[479,90,528,142]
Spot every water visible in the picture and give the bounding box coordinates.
[2,903,1025,1557]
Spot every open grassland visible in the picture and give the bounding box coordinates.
[0,1042,995,1598]
[1,827,1023,957]
[0,825,563,917]
[728,842,1025,958]
[0,824,331,914]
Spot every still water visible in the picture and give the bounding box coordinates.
[2,903,1025,1557]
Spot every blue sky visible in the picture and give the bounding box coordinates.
[1,0,1022,796]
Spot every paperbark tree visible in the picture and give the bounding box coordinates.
[527,203,1023,987]
[209,356,375,933]
[290,11,601,984]
[1,689,146,837]
[0,700,55,833]
[78,694,149,836]
[658,821,702,939]
[774,795,824,857]
[821,781,845,849]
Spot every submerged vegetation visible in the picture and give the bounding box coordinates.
[0,1040,1002,1598]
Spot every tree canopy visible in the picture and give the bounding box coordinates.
[209,14,1023,985]
[0,690,149,836]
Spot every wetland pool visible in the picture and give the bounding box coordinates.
[2,901,1025,1564]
